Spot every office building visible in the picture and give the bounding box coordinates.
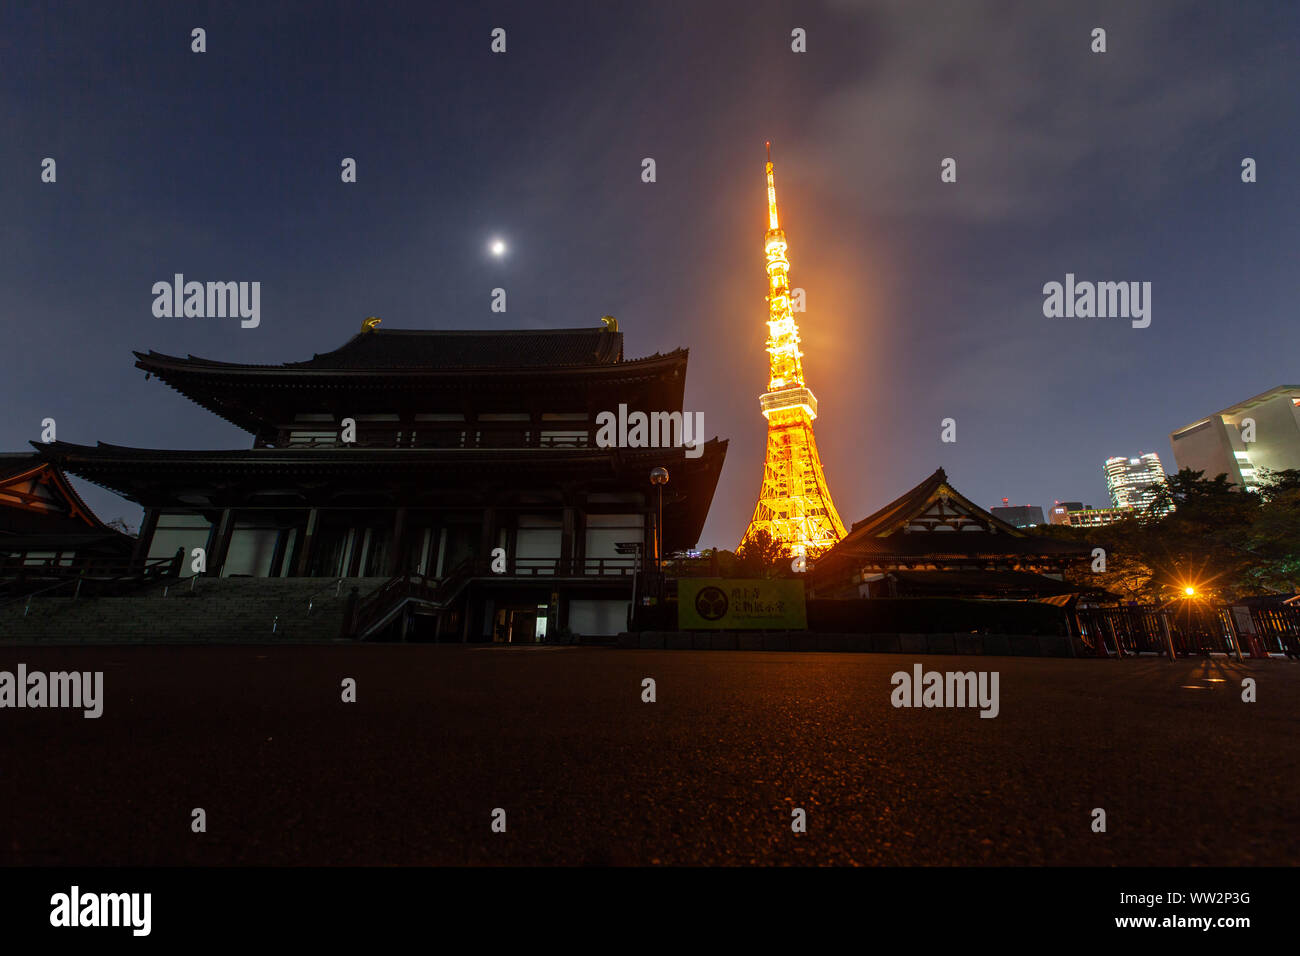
[1170,386,1300,493]
[1103,453,1168,511]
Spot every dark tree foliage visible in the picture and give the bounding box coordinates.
[732,529,795,579]
[1027,467,1300,602]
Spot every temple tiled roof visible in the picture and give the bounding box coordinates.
[886,569,1078,595]
[832,529,1086,558]
[0,452,50,481]
[131,324,689,437]
[291,327,624,369]
[138,327,630,373]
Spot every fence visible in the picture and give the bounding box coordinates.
[1074,602,1300,657]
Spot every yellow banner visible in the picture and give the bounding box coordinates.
[677,578,806,630]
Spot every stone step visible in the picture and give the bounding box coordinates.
[0,577,391,642]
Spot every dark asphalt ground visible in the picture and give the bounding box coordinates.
[1,645,1296,866]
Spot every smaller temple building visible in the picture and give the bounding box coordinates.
[0,454,132,581]
[810,468,1089,600]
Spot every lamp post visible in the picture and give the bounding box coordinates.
[649,467,669,575]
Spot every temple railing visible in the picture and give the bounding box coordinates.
[502,557,635,577]
[345,555,638,639]
[347,559,474,639]
[0,552,183,601]
[272,422,594,450]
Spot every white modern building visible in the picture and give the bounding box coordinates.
[1170,386,1300,494]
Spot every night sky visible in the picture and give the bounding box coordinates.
[3,0,1296,549]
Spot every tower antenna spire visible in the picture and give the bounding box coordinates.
[765,142,780,231]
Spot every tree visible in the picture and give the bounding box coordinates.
[1029,467,1300,603]
[1029,518,1154,602]
[1237,469,1300,594]
[733,529,793,579]
[106,517,137,536]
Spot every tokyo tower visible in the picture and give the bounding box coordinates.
[739,143,846,557]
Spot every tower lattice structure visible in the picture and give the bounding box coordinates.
[740,143,846,557]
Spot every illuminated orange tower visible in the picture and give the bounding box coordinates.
[740,143,846,557]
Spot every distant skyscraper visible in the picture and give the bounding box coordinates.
[1062,506,1133,528]
[991,504,1046,528]
[1169,385,1300,494]
[1049,501,1130,527]
[1103,453,1168,511]
[1049,501,1085,525]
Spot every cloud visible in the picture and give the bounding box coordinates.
[809,0,1241,221]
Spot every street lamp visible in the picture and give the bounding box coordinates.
[1157,581,1228,662]
[650,467,669,574]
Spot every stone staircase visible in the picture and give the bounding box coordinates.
[0,577,391,643]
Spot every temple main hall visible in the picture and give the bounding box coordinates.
[37,320,727,641]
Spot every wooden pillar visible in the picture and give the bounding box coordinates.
[268,527,290,579]
[294,508,319,577]
[346,528,366,578]
[461,585,472,643]
[388,507,408,576]
[209,508,235,577]
[480,507,496,568]
[133,508,160,568]
[560,505,576,575]
[340,586,359,639]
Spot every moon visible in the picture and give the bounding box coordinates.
[489,238,507,257]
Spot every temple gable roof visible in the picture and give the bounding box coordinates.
[0,453,120,537]
[845,468,1022,538]
[824,468,1088,561]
